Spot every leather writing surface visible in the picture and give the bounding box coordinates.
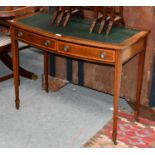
[20,13,139,44]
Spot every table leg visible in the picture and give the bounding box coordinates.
[0,74,13,82]
[134,50,145,120]
[44,51,49,93]
[106,21,114,36]
[89,19,97,34]
[112,54,122,145]
[11,28,20,109]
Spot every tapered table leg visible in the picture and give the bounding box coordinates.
[11,26,20,109]
[134,50,145,121]
[98,19,105,34]
[56,11,65,26]
[51,9,59,24]
[89,19,97,34]
[63,11,71,27]
[112,53,122,145]
[44,51,49,93]
[106,21,114,36]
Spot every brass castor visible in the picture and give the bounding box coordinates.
[32,74,38,80]
[113,140,118,145]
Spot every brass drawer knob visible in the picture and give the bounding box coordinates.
[64,45,70,52]
[100,52,107,59]
[44,40,51,47]
[17,31,23,37]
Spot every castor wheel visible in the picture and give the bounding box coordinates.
[32,74,38,80]
[113,140,118,145]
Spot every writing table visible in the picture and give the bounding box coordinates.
[10,12,149,144]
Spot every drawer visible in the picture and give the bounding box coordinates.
[57,41,115,63]
[14,28,56,50]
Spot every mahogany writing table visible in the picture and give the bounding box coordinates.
[10,12,149,144]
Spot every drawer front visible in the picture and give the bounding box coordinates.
[15,28,56,50]
[57,41,115,63]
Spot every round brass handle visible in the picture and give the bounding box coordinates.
[100,52,107,59]
[64,46,70,52]
[17,31,23,37]
[44,40,51,47]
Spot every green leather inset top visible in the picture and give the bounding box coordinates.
[20,13,139,44]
